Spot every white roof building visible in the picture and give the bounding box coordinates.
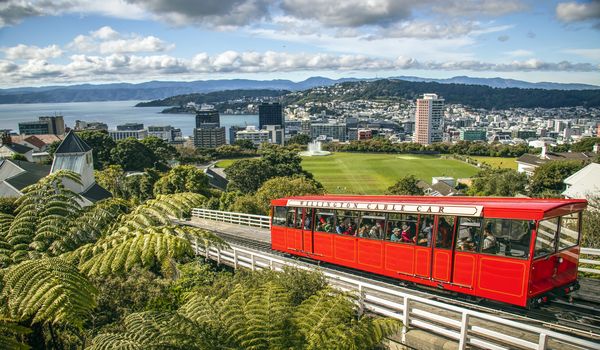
[562,163,600,201]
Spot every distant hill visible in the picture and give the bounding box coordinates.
[282,79,600,109]
[0,77,357,104]
[391,75,600,91]
[1,75,597,104]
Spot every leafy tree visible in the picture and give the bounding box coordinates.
[571,137,600,152]
[225,159,275,194]
[219,190,243,212]
[95,165,127,198]
[385,175,425,195]
[45,140,61,157]
[110,137,157,171]
[467,168,528,197]
[140,136,178,167]
[230,195,264,215]
[287,133,311,146]
[233,138,257,150]
[124,168,161,203]
[76,130,116,170]
[582,197,600,248]
[529,160,586,197]
[153,165,210,197]
[254,176,324,214]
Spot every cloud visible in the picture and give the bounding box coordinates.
[556,1,600,22]
[526,31,536,38]
[0,0,146,28]
[504,49,534,57]
[432,0,526,17]
[1,51,597,85]
[123,0,270,27]
[369,20,479,39]
[497,35,510,42]
[2,44,63,60]
[68,27,174,54]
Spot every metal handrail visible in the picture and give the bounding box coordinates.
[192,241,600,350]
[191,208,600,276]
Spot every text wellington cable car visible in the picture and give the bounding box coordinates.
[270,195,586,307]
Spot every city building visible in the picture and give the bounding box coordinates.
[414,93,444,145]
[310,122,347,141]
[117,123,144,131]
[75,120,108,131]
[264,125,285,145]
[235,126,270,146]
[108,129,148,141]
[259,102,283,129]
[19,116,65,136]
[459,129,487,141]
[148,125,174,142]
[228,126,246,144]
[357,129,373,140]
[512,130,537,140]
[196,108,220,126]
[193,124,226,149]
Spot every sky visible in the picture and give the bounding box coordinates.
[0,0,599,88]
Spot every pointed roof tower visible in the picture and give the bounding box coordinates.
[54,130,91,154]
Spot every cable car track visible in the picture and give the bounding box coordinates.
[195,226,600,341]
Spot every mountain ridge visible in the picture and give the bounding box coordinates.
[0,76,598,104]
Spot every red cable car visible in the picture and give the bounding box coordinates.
[270,195,586,307]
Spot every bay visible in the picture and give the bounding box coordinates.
[0,100,259,140]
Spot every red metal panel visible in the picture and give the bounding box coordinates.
[554,247,579,287]
[271,226,286,251]
[432,250,452,282]
[384,243,415,276]
[414,247,431,278]
[530,256,556,296]
[357,239,384,269]
[479,256,528,301]
[334,235,357,264]
[453,252,477,288]
[313,232,333,258]
[303,231,313,253]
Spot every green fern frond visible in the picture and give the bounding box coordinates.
[0,318,31,350]
[1,257,97,327]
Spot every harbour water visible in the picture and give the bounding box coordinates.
[0,100,259,139]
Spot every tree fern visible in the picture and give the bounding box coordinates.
[48,199,130,255]
[0,318,31,350]
[4,171,84,265]
[1,257,97,328]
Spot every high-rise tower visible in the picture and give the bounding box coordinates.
[414,93,444,145]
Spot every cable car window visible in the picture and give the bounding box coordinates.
[535,217,559,258]
[455,217,482,252]
[386,213,418,244]
[335,210,358,236]
[286,207,298,228]
[417,214,434,247]
[435,216,455,249]
[315,209,335,233]
[357,212,385,240]
[303,208,314,230]
[272,206,287,227]
[481,218,531,258]
[558,212,580,250]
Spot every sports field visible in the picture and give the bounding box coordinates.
[301,153,478,194]
[470,156,517,170]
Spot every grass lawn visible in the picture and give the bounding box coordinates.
[470,156,517,170]
[301,153,479,195]
[215,158,258,168]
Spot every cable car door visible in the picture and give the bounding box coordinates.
[431,216,456,283]
[301,208,314,254]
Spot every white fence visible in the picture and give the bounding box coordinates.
[193,242,600,350]
[190,208,600,276]
[191,208,270,229]
[580,248,600,275]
